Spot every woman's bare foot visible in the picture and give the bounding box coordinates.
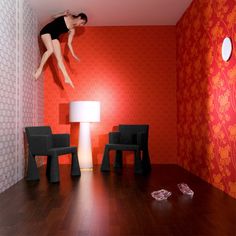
[65,77,74,88]
[33,68,42,80]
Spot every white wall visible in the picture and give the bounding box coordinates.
[0,0,43,193]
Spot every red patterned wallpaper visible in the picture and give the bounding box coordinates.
[177,0,236,198]
[44,26,177,165]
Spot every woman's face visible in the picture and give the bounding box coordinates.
[74,18,86,27]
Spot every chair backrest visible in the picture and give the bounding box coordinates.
[25,126,53,155]
[25,126,52,138]
[119,124,149,145]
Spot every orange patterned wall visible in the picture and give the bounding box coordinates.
[44,26,177,165]
[177,0,236,198]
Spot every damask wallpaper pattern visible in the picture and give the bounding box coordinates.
[0,0,43,193]
[177,0,236,198]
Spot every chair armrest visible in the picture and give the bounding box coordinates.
[109,132,120,144]
[52,134,70,147]
[28,135,52,155]
[137,132,147,148]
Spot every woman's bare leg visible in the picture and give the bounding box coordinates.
[34,34,54,80]
[52,39,74,88]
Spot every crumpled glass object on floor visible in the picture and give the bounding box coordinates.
[151,189,172,201]
[177,183,194,197]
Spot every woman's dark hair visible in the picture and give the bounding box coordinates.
[72,12,88,24]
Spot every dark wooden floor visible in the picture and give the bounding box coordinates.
[0,164,236,236]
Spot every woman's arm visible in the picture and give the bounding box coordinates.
[52,10,70,19]
[68,29,80,61]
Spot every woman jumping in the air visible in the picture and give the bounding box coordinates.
[34,10,87,88]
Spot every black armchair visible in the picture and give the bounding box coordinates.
[101,124,151,174]
[25,126,81,182]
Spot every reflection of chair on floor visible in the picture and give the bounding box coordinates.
[101,124,151,174]
[25,126,81,183]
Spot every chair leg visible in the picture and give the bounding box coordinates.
[114,150,123,169]
[26,151,39,181]
[49,154,60,183]
[134,151,143,174]
[71,152,81,176]
[46,156,51,178]
[142,150,151,173]
[101,146,110,172]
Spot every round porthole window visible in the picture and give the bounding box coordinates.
[222,37,232,61]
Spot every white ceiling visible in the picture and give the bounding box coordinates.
[27,0,193,27]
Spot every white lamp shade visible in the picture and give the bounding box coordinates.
[70,101,100,122]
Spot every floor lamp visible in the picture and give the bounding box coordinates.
[69,101,100,169]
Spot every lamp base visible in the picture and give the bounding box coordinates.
[80,168,93,171]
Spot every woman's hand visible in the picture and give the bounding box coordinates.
[73,54,80,61]
[64,10,70,16]
[52,10,70,19]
